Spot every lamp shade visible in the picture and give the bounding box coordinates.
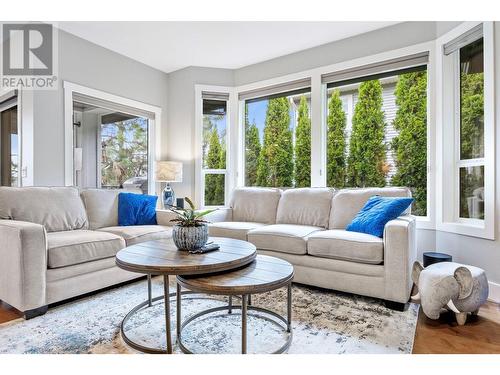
[156,161,183,182]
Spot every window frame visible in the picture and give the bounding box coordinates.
[436,22,495,239]
[454,40,485,224]
[322,64,431,218]
[239,86,312,189]
[63,81,161,195]
[233,41,435,229]
[195,85,235,208]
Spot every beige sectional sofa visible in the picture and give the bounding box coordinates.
[208,187,416,309]
[0,185,416,318]
[0,187,172,318]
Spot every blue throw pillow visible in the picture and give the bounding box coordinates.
[346,195,414,238]
[118,192,158,226]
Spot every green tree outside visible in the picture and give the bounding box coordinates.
[245,103,261,186]
[326,89,347,188]
[459,68,484,218]
[391,71,428,216]
[202,116,214,168]
[346,80,387,187]
[256,97,294,187]
[216,141,226,204]
[204,128,225,205]
[246,123,261,186]
[460,72,484,159]
[294,96,311,187]
[101,118,148,188]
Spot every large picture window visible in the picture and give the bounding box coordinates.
[325,66,428,216]
[243,87,311,188]
[202,97,227,206]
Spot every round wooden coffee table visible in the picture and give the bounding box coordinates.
[115,237,257,354]
[176,255,294,354]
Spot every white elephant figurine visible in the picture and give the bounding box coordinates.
[411,261,488,325]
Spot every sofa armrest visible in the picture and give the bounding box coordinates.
[0,220,48,312]
[383,215,417,303]
[203,208,233,223]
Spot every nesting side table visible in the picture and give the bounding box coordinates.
[177,254,294,354]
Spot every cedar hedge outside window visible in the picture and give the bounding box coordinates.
[325,66,428,216]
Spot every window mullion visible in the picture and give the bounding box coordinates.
[457,158,485,167]
[202,169,227,174]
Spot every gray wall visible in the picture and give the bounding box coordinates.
[166,66,234,199]
[234,22,458,86]
[33,29,169,186]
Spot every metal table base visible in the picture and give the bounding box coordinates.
[177,283,293,354]
[120,275,224,354]
[120,275,174,354]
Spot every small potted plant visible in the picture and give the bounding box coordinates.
[170,197,216,251]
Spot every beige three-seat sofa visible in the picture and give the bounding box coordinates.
[0,186,416,318]
[208,187,416,309]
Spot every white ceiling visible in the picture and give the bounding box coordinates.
[57,22,399,74]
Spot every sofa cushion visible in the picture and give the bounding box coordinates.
[0,187,88,232]
[346,196,414,238]
[209,221,266,241]
[80,189,121,229]
[247,224,323,255]
[118,193,158,226]
[307,229,384,264]
[276,188,334,228]
[47,230,125,268]
[98,225,172,246]
[329,187,411,229]
[230,187,281,224]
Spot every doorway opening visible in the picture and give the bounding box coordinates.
[0,101,19,187]
[64,82,162,195]
[73,101,149,194]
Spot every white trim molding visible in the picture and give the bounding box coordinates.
[194,84,235,208]
[63,81,162,195]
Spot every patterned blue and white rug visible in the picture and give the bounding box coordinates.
[0,277,418,354]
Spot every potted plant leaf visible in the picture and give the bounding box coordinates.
[169,197,217,251]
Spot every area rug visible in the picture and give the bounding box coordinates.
[0,277,418,354]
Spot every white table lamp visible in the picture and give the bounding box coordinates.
[156,161,183,208]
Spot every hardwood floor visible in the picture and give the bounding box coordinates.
[0,301,22,324]
[413,301,500,354]
[1,298,499,353]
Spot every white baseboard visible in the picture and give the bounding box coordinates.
[488,281,500,303]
